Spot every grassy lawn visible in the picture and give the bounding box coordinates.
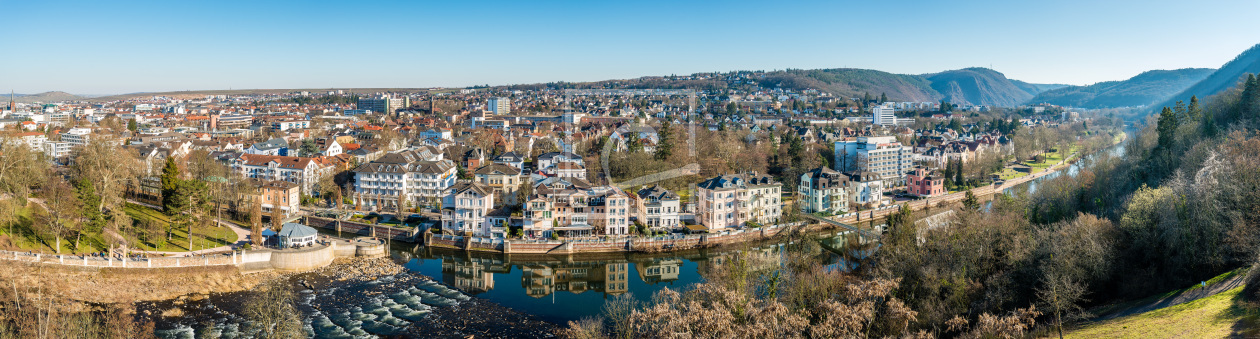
[1067,286,1259,338]
[0,203,237,254]
[997,166,1030,180]
[1069,269,1259,338]
[1023,146,1078,173]
[123,203,238,252]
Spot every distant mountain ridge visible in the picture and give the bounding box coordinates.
[754,67,1064,107]
[1157,43,1260,109]
[8,91,87,104]
[1028,68,1215,108]
[925,67,1043,107]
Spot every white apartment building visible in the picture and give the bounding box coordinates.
[271,120,310,131]
[871,103,897,126]
[798,167,849,214]
[488,97,511,115]
[835,136,915,186]
[632,185,681,230]
[43,141,73,158]
[352,150,457,211]
[60,128,91,147]
[696,173,782,230]
[440,181,498,237]
[15,132,46,150]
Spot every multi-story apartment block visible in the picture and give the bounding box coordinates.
[60,128,91,147]
[798,167,849,215]
[358,96,409,115]
[14,132,46,150]
[847,171,885,206]
[871,103,897,126]
[696,173,782,230]
[632,185,680,230]
[209,114,253,130]
[231,154,331,195]
[487,97,511,115]
[835,136,914,186]
[271,120,310,131]
[352,150,457,211]
[440,181,498,237]
[522,177,630,238]
[43,141,73,158]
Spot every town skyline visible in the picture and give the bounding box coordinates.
[3,0,1258,94]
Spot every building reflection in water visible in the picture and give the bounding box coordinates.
[441,257,510,294]
[521,262,630,298]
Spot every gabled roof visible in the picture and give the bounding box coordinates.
[448,181,492,197]
[474,163,521,175]
[251,138,288,151]
[636,185,679,201]
[236,154,319,169]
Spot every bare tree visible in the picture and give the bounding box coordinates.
[241,281,305,339]
[71,138,143,215]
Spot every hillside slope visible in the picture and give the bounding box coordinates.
[1028,68,1214,108]
[757,68,940,102]
[11,91,86,104]
[924,68,1038,107]
[1157,43,1260,108]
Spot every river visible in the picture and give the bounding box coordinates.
[147,132,1132,337]
[147,227,875,338]
[389,227,875,324]
[1002,128,1133,197]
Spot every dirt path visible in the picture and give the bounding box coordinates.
[1095,274,1247,321]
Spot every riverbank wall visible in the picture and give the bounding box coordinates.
[0,236,389,273]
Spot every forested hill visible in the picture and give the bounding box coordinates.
[924,67,1047,107]
[757,68,941,102]
[504,67,1061,107]
[1027,68,1214,108]
[1156,43,1260,110]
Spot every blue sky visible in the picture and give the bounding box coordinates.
[2,0,1258,94]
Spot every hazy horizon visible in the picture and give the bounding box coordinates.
[3,0,1258,94]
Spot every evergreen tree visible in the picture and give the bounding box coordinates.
[1156,106,1178,150]
[953,159,964,186]
[1187,96,1201,121]
[74,179,103,249]
[127,119,137,132]
[1244,74,1260,118]
[1172,100,1186,125]
[962,190,979,210]
[880,93,888,103]
[1244,72,1254,117]
[1202,108,1217,137]
[654,120,674,161]
[160,157,183,216]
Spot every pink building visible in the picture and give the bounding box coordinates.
[906,167,944,197]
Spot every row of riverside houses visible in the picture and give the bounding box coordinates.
[350,144,783,238]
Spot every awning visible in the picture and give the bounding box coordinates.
[553,226,594,231]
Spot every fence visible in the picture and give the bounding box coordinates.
[0,249,251,269]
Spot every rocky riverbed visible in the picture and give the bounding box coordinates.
[141,256,558,338]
